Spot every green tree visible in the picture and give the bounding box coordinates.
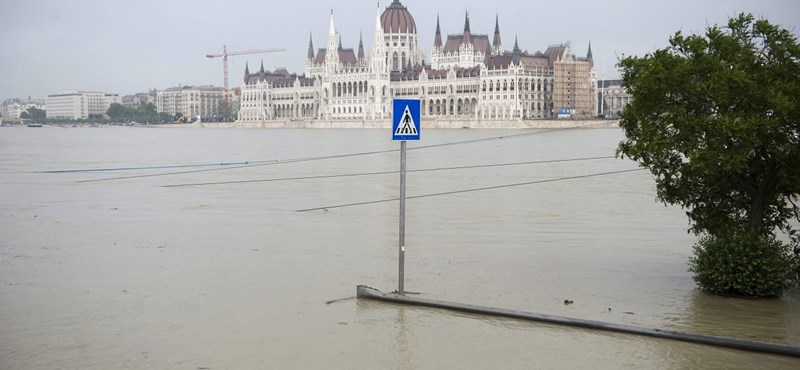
[136,102,158,122]
[20,106,46,120]
[106,103,127,120]
[139,102,156,115]
[617,14,800,297]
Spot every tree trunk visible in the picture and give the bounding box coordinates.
[748,164,779,236]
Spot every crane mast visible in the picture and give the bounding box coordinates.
[206,45,285,120]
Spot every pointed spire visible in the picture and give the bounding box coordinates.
[244,62,250,83]
[338,33,343,50]
[259,60,265,74]
[326,10,339,64]
[462,11,471,46]
[493,13,502,52]
[371,2,385,72]
[307,33,315,60]
[374,2,383,35]
[358,32,365,60]
[329,9,335,36]
[586,41,593,63]
[512,36,521,66]
[434,14,442,49]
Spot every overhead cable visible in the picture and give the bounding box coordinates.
[161,156,616,188]
[75,123,607,183]
[296,167,645,212]
[39,161,251,174]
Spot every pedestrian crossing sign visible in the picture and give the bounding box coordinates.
[392,99,421,141]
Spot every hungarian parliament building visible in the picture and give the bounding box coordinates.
[238,0,596,123]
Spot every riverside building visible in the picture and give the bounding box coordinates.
[46,91,120,120]
[597,79,632,118]
[238,0,596,123]
[1,98,46,120]
[156,85,225,121]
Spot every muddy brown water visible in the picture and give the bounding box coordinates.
[1,126,798,369]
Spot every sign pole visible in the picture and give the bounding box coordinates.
[398,140,407,294]
[391,98,419,296]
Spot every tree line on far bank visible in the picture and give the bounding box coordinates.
[105,103,173,123]
[10,103,173,124]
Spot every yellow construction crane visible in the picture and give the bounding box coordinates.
[206,45,285,119]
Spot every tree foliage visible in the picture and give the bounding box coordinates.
[20,106,46,120]
[106,102,168,123]
[689,231,798,297]
[617,14,800,297]
[106,103,127,120]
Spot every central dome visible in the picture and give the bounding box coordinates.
[381,0,416,34]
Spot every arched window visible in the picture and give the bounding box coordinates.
[401,52,406,70]
[392,52,399,71]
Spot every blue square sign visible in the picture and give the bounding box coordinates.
[392,99,421,141]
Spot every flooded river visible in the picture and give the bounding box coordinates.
[1,126,798,369]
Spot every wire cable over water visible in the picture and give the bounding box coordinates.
[296,167,645,212]
[72,124,607,183]
[161,156,616,188]
[39,161,250,174]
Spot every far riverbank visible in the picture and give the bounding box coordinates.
[155,118,620,129]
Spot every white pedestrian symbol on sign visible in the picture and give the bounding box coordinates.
[394,105,418,136]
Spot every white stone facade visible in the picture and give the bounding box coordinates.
[46,91,120,120]
[238,1,597,123]
[598,79,632,118]
[1,99,46,120]
[156,86,224,120]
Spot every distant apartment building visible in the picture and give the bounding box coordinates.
[122,92,156,107]
[156,86,224,120]
[2,98,46,120]
[46,91,121,120]
[597,79,632,118]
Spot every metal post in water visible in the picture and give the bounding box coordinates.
[398,140,407,294]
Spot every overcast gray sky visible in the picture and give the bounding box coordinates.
[1,0,797,100]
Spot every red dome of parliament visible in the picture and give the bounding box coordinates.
[381,0,416,34]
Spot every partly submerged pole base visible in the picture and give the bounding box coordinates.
[356,285,800,358]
